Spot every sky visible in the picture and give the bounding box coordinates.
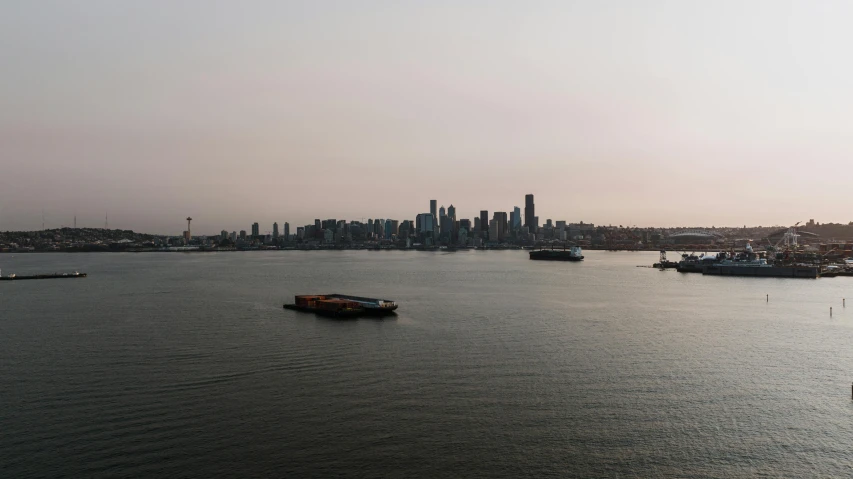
[2,1,852,234]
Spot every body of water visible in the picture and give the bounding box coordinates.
[2,251,853,477]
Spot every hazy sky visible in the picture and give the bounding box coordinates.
[2,1,852,234]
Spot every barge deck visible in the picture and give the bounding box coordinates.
[284,294,398,318]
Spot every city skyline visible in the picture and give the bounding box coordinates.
[4,1,853,232]
[4,194,850,237]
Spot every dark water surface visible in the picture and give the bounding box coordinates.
[2,251,853,477]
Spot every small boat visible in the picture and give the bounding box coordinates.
[284,294,398,318]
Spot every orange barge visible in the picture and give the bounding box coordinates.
[284,294,398,318]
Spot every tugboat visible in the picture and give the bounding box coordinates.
[529,245,584,261]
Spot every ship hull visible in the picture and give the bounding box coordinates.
[676,263,704,273]
[702,265,819,278]
[529,251,584,261]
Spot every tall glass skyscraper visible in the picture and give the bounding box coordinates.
[524,194,535,229]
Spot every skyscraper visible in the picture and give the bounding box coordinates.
[480,210,489,239]
[284,222,290,239]
[416,213,435,237]
[430,200,437,219]
[273,222,279,238]
[524,194,535,230]
[251,222,260,237]
[512,206,521,231]
[493,212,508,241]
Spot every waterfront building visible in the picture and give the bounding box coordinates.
[239,230,247,240]
[296,227,305,239]
[251,222,260,238]
[273,222,279,238]
[440,215,453,243]
[430,200,437,220]
[480,210,489,240]
[220,230,228,240]
[416,213,435,242]
[513,206,521,231]
[399,220,412,239]
[230,231,237,242]
[284,222,290,239]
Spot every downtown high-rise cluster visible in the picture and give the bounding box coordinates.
[219,194,596,249]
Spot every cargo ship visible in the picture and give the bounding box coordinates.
[529,246,584,261]
[283,294,398,318]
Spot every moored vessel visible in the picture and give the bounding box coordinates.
[699,243,819,278]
